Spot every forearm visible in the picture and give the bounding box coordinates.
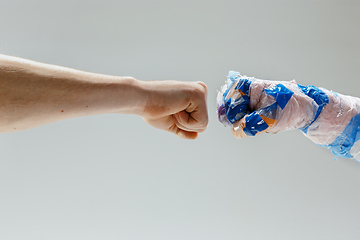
[0,54,145,132]
[305,90,360,145]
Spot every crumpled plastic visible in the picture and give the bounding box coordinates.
[217,71,360,161]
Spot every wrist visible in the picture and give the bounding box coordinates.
[103,76,146,116]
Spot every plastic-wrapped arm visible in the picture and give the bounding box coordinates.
[217,71,360,161]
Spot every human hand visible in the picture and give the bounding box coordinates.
[217,71,360,160]
[217,71,318,138]
[141,80,208,139]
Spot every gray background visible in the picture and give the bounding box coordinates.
[1,0,360,239]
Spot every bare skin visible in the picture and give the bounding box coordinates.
[0,54,208,139]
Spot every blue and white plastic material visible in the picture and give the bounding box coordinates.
[217,71,360,162]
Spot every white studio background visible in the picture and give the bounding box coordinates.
[1,0,360,239]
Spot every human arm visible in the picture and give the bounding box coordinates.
[0,54,208,139]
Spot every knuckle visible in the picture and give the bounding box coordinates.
[196,81,208,91]
[191,83,207,99]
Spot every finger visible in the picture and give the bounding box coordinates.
[219,77,252,126]
[232,104,278,138]
[173,112,199,132]
[143,115,173,131]
[168,122,199,139]
[144,115,199,139]
[174,111,207,132]
[196,81,208,91]
[232,118,247,138]
[231,112,269,138]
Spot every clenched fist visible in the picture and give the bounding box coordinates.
[217,71,360,161]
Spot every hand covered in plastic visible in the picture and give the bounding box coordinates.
[217,71,360,161]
